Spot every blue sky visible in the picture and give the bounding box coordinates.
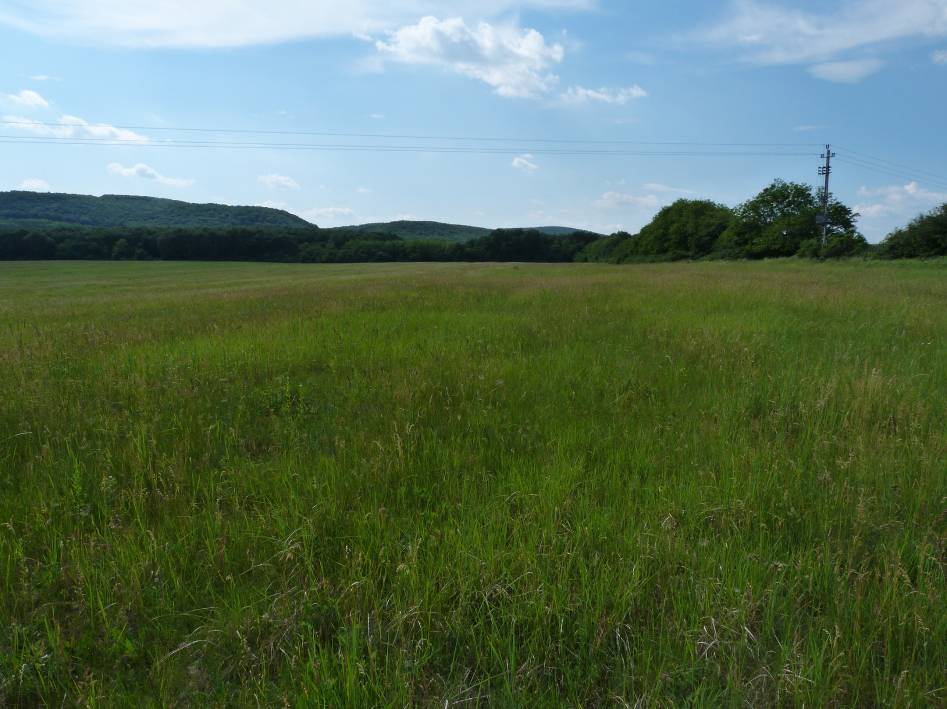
[1,0,946,241]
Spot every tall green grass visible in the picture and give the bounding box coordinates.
[1,260,944,706]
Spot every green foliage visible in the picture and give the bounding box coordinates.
[0,226,603,264]
[458,228,600,262]
[574,232,633,262]
[611,199,733,261]
[326,220,490,243]
[0,261,944,705]
[797,231,870,259]
[879,204,947,258]
[717,180,860,259]
[9,185,947,265]
[323,222,599,244]
[0,191,311,229]
[111,238,134,260]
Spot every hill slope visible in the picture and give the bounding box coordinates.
[326,221,601,242]
[0,192,603,241]
[532,226,590,236]
[325,220,491,243]
[0,191,311,228]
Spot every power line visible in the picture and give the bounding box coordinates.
[5,120,945,186]
[835,156,947,192]
[837,156,947,190]
[0,118,823,148]
[11,117,943,186]
[0,135,820,158]
[835,145,947,184]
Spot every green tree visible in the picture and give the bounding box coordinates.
[111,238,134,260]
[880,204,947,258]
[575,232,633,262]
[631,199,733,259]
[717,179,859,259]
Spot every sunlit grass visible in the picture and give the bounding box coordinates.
[1,260,944,705]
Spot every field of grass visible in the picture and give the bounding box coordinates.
[1,260,945,706]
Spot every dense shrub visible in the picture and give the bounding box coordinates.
[717,180,860,259]
[879,204,947,258]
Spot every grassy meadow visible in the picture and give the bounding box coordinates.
[0,260,945,706]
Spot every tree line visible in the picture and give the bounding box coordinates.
[1,180,944,263]
[0,224,599,262]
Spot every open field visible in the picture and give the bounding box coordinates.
[1,260,945,706]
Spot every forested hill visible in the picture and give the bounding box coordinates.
[325,220,490,243]
[0,192,600,240]
[325,221,601,242]
[0,191,311,228]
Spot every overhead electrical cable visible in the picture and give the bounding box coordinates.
[0,135,820,158]
[835,156,947,192]
[834,145,947,184]
[0,118,823,148]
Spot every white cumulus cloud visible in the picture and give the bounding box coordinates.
[376,16,564,98]
[855,181,947,219]
[512,154,539,172]
[561,84,647,104]
[258,173,300,190]
[0,1,595,48]
[19,178,51,191]
[107,162,194,187]
[5,89,49,109]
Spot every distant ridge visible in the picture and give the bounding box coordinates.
[532,226,588,236]
[0,191,311,229]
[0,191,602,240]
[325,220,490,243]
[326,220,600,242]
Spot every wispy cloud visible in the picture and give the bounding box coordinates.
[693,0,947,82]
[512,154,539,172]
[625,50,656,65]
[4,89,49,109]
[808,58,884,83]
[594,191,662,209]
[560,84,647,105]
[4,114,148,142]
[593,182,697,210]
[934,48,947,64]
[107,162,194,187]
[642,182,696,194]
[305,206,356,221]
[0,1,596,48]
[258,173,300,190]
[19,178,51,191]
